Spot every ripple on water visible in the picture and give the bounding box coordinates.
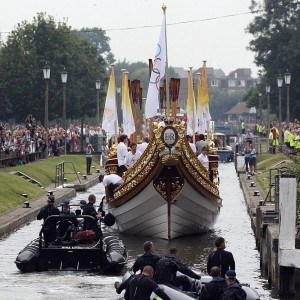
[0,163,274,299]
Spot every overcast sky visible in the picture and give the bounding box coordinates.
[1,0,261,76]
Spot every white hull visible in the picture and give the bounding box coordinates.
[106,121,222,240]
[109,181,221,240]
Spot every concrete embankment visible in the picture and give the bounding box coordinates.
[236,155,300,298]
[0,172,101,239]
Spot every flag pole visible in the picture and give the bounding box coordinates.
[162,3,169,118]
[189,67,195,143]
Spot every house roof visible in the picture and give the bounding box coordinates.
[224,102,250,115]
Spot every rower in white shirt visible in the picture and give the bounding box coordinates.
[124,142,142,169]
[186,135,197,153]
[137,136,149,154]
[117,134,128,174]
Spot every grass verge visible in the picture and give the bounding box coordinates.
[0,155,101,214]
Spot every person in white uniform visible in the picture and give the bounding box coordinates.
[99,173,124,201]
[124,142,142,169]
[197,146,209,170]
[117,134,128,174]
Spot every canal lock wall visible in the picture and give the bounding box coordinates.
[237,160,300,298]
[0,173,101,239]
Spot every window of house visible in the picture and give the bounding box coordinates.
[237,80,245,87]
[211,80,218,86]
[228,79,236,87]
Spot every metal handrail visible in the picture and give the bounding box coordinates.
[55,161,81,187]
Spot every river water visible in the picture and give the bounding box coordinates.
[0,163,273,299]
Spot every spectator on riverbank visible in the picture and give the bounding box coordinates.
[249,144,257,175]
[244,142,251,173]
[207,237,235,278]
[84,143,94,175]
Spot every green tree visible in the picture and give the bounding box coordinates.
[209,89,242,121]
[247,0,300,120]
[0,86,11,119]
[76,27,114,65]
[0,13,107,124]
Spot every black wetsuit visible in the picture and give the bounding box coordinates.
[116,274,171,300]
[132,252,161,274]
[37,204,60,245]
[222,283,247,300]
[155,255,201,291]
[199,277,227,300]
[207,248,235,278]
[82,202,102,238]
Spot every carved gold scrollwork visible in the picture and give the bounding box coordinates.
[153,176,184,202]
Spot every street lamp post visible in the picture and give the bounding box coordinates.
[43,63,50,158]
[277,75,283,145]
[259,92,262,123]
[61,67,68,129]
[95,80,101,125]
[284,70,291,126]
[266,84,271,136]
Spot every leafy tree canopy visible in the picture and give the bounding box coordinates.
[0,13,107,123]
[247,0,300,120]
[209,89,242,121]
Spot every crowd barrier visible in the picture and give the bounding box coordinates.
[0,145,65,168]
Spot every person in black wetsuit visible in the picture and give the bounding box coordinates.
[82,194,103,239]
[37,196,60,246]
[222,270,246,300]
[115,265,170,300]
[155,248,201,291]
[207,237,235,278]
[132,241,161,274]
[199,266,227,300]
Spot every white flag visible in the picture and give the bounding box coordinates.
[102,67,119,135]
[122,72,136,136]
[145,13,166,119]
[186,69,199,136]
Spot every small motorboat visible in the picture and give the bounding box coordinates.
[118,271,260,300]
[15,213,127,274]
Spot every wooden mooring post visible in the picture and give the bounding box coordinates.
[278,174,300,298]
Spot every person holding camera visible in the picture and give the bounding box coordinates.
[85,143,94,175]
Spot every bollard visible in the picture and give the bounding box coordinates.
[64,178,67,182]
[92,166,95,168]
[247,175,251,180]
[22,193,28,198]
[77,171,81,175]
[47,190,54,196]
[83,175,87,180]
[259,200,265,206]
[250,182,256,187]
[96,169,100,173]
[23,201,30,208]
[253,191,260,196]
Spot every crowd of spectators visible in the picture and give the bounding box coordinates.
[0,115,107,168]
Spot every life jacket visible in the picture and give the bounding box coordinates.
[272,127,278,140]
